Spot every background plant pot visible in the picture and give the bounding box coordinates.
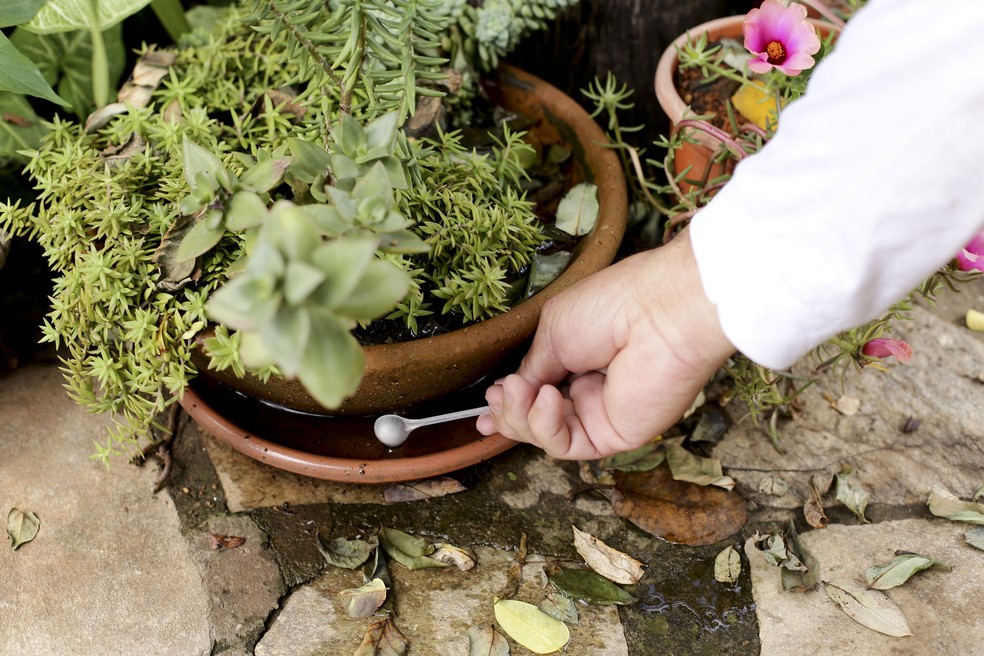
[654,16,836,190]
[192,63,628,416]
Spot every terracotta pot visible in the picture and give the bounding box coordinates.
[654,16,837,190]
[192,63,628,416]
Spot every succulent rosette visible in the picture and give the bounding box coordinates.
[743,0,822,76]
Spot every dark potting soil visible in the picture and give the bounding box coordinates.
[674,59,741,131]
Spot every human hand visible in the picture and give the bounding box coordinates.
[475,229,735,459]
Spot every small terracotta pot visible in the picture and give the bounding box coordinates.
[193,63,628,416]
[654,16,837,191]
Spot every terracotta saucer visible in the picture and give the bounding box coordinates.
[178,375,516,483]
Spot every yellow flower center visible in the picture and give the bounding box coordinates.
[766,40,786,64]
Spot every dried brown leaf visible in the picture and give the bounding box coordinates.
[467,624,510,656]
[430,543,477,571]
[571,526,644,584]
[824,580,912,637]
[338,578,388,619]
[611,467,746,546]
[353,616,408,656]
[383,477,467,503]
[210,533,246,550]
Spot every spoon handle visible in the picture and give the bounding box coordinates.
[405,405,490,428]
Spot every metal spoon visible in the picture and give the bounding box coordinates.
[373,406,490,448]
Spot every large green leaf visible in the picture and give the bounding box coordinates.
[0,92,49,159]
[0,31,69,105]
[296,310,364,409]
[0,0,47,27]
[10,24,124,117]
[23,0,154,34]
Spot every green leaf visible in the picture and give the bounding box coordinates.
[1,0,46,27]
[0,92,48,159]
[283,261,326,306]
[259,305,311,377]
[334,111,366,158]
[379,526,433,558]
[23,0,154,33]
[334,259,409,322]
[467,624,510,656]
[7,507,40,550]
[835,466,871,523]
[226,191,268,232]
[338,578,388,619]
[287,137,331,181]
[175,212,224,262]
[554,182,599,236]
[295,310,364,409]
[714,545,742,584]
[824,580,912,637]
[317,535,375,569]
[364,111,399,153]
[308,238,377,310]
[547,567,635,606]
[665,441,735,490]
[493,598,570,654]
[239,157,291,194]
[865,552,950,590]
[928,486,984,525]
[964,527,984,551]
[537,593,579,625]
[182,139,225,195]
[0,32,69,105]
[10,24,124,118]
[597,441,665,472]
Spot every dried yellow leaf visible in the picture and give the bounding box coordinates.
[966,308,984,333]
[731,81,783,130]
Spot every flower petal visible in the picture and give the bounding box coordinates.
[862,339,913,364]
[747,55,776,74]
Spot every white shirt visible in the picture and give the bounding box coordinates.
[690,0,984,370]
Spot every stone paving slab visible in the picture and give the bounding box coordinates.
[0,366,212,656]
[255,546,629,656]
[747,519,984,656]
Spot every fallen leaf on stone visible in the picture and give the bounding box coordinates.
[975,482,984,502]
[493,598,570,654]
[555,182,599,236]
[430,543,477,571]
[379,527,448,570]
[210,533,246,550]
[714,545,742,584]
[547,567,635,606]
[383,477,467,503]
[319,535,376,569]
[804,471,832,529]
[865,552,950,590]
[683,389,706,419]
[966,308,984,333]
[362,547,395,615]
[339,578,388,618]
[754,534,789,568]
[835,466,871,523]
[964,527,984,551]
[354,616,408,656]
[665,442,735,490]
[538,593,579,625]
[571,526,645,584]
[757,476,788,497]
[690,410,726,445]
[7,508,39,550]
[927,486,984,525]
[467,624,510,656]
[611,467,746,546]
[824,580,912,637]
[497,534,528,600]
[832,395,861,416]
[781,523,819,592]
[597,441,664,472]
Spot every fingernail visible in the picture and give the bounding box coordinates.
[486,384,503,413]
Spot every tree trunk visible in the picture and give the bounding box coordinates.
[509,0,744,147]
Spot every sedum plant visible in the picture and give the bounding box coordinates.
[0,0,582,459]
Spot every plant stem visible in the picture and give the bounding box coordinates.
[676,119,750,159]
[150,0,191,43]
[89,0,110,108]
[795,0,846,28]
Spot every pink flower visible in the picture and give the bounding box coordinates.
[743,0,822,76]
[956,232,984,272]
[861,339,912,364]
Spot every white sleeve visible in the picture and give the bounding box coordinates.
[689,0,984,370]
